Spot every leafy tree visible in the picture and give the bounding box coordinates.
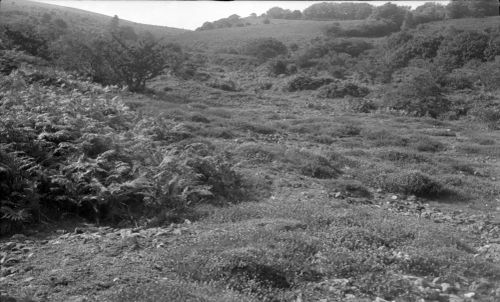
[100,33,184,91]
[266,7,288,19]
[369,2,408,29]
[413,2,446,24]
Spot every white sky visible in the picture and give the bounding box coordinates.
[35,1,450,30]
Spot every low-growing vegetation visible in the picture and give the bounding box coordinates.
[1,1,500,302]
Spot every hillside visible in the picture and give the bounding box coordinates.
[1,0,188,38]
[1,3,500,302]
[173,19,367,52]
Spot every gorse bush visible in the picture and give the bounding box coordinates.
[285,75,334,92]
[384,67,451,117]
[316,81,369,98]
[242,38,288,62]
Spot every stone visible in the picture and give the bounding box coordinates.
[463,292,475,298]
[391,195,398,200]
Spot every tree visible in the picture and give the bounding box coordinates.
[413,2,446,24]
[100,34,184,91]
[266,7,288,19]
[109,15,120,31]
[369,3,408,29]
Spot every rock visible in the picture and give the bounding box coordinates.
[391,195,398,200]
[374,297,389,302]
[334,192,342,198]
[172,228,182,235]
[463,292,475,298]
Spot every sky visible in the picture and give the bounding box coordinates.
[35,1,450,30]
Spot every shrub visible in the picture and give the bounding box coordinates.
[266,56,291,76]
[285,75,334,92]
[477,60,500,91]
[243,38,287,62]
[208,78,239,91]
[468,99,500,129]
[384,67,451,118]
[435,30,490,72]
[410,136,446,152]
[316,81,369,98]
[3,25,49,59]
[283,150,342,179]
[442,68,476,90]
[376,171,446,198]
[343,98,378,113]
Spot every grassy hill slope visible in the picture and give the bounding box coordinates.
[172,19,361,52]
[1,0,188,38]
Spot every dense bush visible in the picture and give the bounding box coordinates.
[243,38,288,62]
[266,56,293,76]
[316,81,369,98]
[384,67,451,117]
[435,30,490,71]
[285,75,334,92]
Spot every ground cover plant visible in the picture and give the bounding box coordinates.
[1,1,500,302]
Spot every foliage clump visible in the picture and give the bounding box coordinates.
[316,81,369,98]
[242,38,288,62]
[375,170,447,198]
[384,67,450,117]
[285,75,334,92]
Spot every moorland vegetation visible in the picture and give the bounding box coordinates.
[1,0,500,301]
